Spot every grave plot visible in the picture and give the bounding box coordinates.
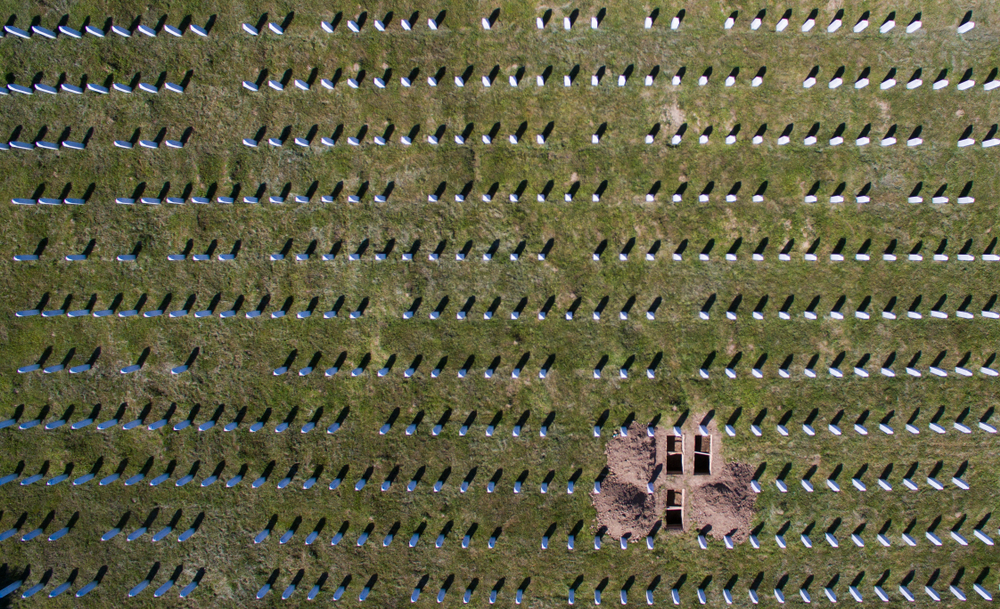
[593,422,755,545]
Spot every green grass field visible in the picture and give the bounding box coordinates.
[2,0,1000,605]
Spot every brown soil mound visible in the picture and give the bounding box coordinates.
[605,423,657,487]
[687,462,757,543]
[593,421,757,542]
[593,423,662,540]
[591,476,662,540]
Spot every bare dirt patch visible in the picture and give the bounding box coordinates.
[659,101,686,129]
[592,423,663,540]
[687,462,757,543]
[605,423,656,487]
[593,421,757,543]
[591,476,663,541]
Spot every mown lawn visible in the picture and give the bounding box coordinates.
[1,0,1000,605]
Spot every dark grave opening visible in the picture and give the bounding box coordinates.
[666,434,683,474]
[694,435,712,474]
[665,489,683,527]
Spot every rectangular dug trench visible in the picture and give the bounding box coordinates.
[694,435,712,475]
[665,489,683,528]
[666,434,683,474]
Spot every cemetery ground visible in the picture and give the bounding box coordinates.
[2,0,1000,604]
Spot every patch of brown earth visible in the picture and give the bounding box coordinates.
[604,422,656,486]
[591,477,663,541]
[593,421,757,542]
[592,424,662,540]
[687,462,757,543]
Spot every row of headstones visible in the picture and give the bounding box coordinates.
[12,346,996,380]
[241,64,999,92]
[255,520,663,558]
[252,518,565,550]
[19,239,236,263]
[699,293,999,321]
[100,509,204,544]
[12,238,95,261]
[20,234,993,266]
[243,123,555,148]
[1,139,85,151]
[271,237,552,261]
[4,561,992,605]
[256,571,378,602]
[642,122,997,148]
[712,526,984,551]
[112,134,186,149]
[386,296,661,321]
[307,7,978,34]
[244,64,767,90]
[9,177,976,208]
[321,10,450,34]
[14,346,199,375]
[1,135,184,151]
[750,464,970,495]
[752,417,995,437]
[256,526,668,561]
[150,239,238,260]
[0,458,609,495]
[738,513,989,543]
[248,12,488,35]
[597,580,981,605]
[8,8,975,41]
[324,8,638,33]
[115,180,389,204]
[77,291,993,325]
[277,352,670,380]
[112,194,331,205]
[1,126,190,153]
[732,407,998,438]
[178,291,1000,323]
[0,403,685,442]
[247,12,457,35]
[0,510,202,544]
[0,403,349,435]
[127,177,589,206]
[0,512,78,543]
[281,352,566,379]
[233,123,997,158]
[800,65,989,90]
[6,568,990,605]
[2,19,210,40]
[11,186,380,206]
[17,293,369,320]
[722,9,974,34]
[0,125,96,146]
[644,179,968,204]
[257,571,992,605]
[698,350,999,379]
[234,122,997,154]
[10,237,544,264]
[276,353,675,380]
[1,430,979,491]
[1,79,186,96]
[316,8,643,34]
[377,408,574,438]
[594,235,991,262]
[1,402,649,439]
[13,239,97,262]
[121,177,968,208]
[0,566,202,600]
